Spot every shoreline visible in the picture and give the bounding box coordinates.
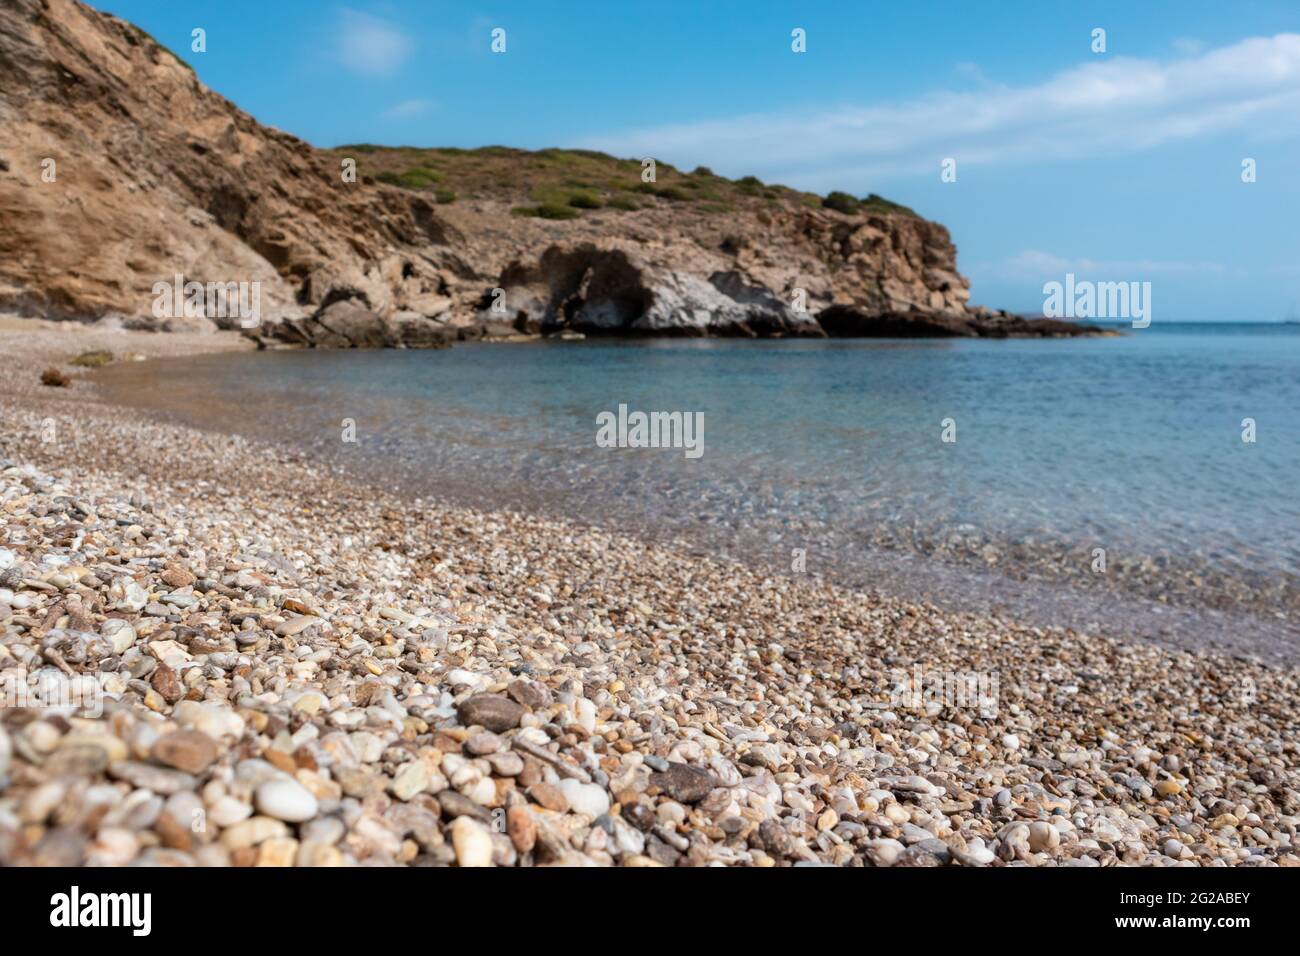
[1,320,1297,867]
[87,335,1300,666]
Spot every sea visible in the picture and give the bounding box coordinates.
[95,321,1300,659]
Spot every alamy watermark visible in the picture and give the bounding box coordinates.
[595,404,704,459]
[50,886,151,936]
[865,664,1000,718]
[1043,273,1150,328]
[2,669,104,717]
[152,274,262,329]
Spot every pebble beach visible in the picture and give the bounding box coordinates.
[1,320,1297,867]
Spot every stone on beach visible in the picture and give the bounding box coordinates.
[255,778,319,823]
[451,817,494,867]
[456,694,525,732]
[151,730,218,775]
[0,323,1297,869]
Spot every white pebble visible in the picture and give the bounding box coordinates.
[451,816,494,867]
[254,778,319,823]
[557,779,610,817]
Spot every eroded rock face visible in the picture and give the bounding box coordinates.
[454,208,1102,340]
[0,0,463,329]
[476,244,823,339]
[0,0,1102,343]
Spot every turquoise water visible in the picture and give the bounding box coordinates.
[98,322,1299,653]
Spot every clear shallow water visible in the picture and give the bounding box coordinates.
[96,323,1300,656]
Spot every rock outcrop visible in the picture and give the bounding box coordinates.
[0,0,1102,344]
[0,0,467,330]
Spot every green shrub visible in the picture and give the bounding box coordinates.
[71,349,114,368]
[375,166,441,189]
[400,166,441,188]
[822,190,859,214]
[692,165,715,177]
[859,193,919,217]
[654,186,691,202]
[434,188,457,204]
[567,191,603,209]
[535,202,581,220]
[606,196,640,211]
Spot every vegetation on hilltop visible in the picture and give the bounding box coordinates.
[326,144,920,221]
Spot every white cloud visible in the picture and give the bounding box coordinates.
[578,34,1300,188]
[382,98,435,120]
[982,250,1230,280]
[337,10,413,76]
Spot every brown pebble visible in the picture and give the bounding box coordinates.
[160,567,196,588]
[150,662,182,703]
[507,805,537,854]
[457,693,525,733]
[152,730,218,774]
[649,762,716,804]
[527,782,569,813]
[264,748,297,775]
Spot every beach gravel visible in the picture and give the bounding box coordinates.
[0,321,1297,866]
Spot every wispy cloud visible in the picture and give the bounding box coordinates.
[382,98,435,120]
[994,250,1230,279]
[337,9,413,76]
[952,61,992,86]
[578,34,1300,187]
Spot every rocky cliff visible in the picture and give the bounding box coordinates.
[0,0,1097,344]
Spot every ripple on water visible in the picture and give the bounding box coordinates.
[92,331,1300,653]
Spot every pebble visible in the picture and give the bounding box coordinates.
[485,751,523,776]
[255,778,319,823]
[222,816,289,850]
[456,694,525,732]
[45,744,109,775]
[256,837,299,867]
[208,796,254,827]
[108,761,197,795]
[0,378,1295,870]
[650,762,716,804]
[557,779,610,818]
[152,730,218,774]
[1028,821,1060,852]
[865,838,906,867]
[527,782,569,812]
[465,730,503,755]
[451,817,494,867]
[389,761,431,801]
[101,618,137,654]
[507,806,537,854]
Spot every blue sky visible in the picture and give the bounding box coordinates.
[89,0,1300,320]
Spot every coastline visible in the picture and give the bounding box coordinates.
[86,334,1300,664]
[1,320,1297,867]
